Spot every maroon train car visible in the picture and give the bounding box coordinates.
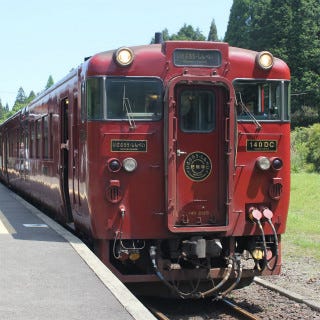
[0,37,290,298]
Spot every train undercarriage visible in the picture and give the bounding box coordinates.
[95,232,280,298]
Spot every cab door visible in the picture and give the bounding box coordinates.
[167,82,229,232]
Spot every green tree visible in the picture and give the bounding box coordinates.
[0,99,3,121]
[289,0,320,119]
[26,91,36,104]
[306,123,320,172]
[224,0,252,48]
[208,19,219,41]
[152,24,206,43]
[45,75,54,90]
[14,87,26,104]
[12,87,27,112]
[170,24,206,41]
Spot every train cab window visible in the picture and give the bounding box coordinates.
[234,80,290,121]
[179,89,216,132]
[86,77,163,121]
[106,77,163,121]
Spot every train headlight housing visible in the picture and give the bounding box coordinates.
[256,51,274,70]
[107,158,122,172]
[123,157,137,172]
[114,47,134,67]
[271,157,283,170]
[256,156,271,170]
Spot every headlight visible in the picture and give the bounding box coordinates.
[107,158,121,172]
[256,156,271,170]
[114,47,134,67]
[271,157,283,170]
[123,157,137,172]
[256,51,274,70]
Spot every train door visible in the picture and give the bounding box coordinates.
[71,92,81,214]
[4,131,9,183]
[167,81,229,232]
[60,97,73,223]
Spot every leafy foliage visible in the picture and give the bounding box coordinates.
[207,19,219,41]
[45,75,54,90]
[291,124,320,172]
[151,24,206,43]
[0,77,54,123]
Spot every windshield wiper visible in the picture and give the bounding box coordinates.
[122,85,136,129]
[236,92,262,130]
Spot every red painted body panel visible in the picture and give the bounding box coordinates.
[86,121,167,239]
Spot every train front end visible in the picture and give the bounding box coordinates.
[82,40,290,298]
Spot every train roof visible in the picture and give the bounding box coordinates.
[84,41,290,80]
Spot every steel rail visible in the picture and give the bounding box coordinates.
[221,298,261,320]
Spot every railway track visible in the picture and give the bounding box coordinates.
[141,276,320,319]
[144,296,261,320]
[221,298,261,320]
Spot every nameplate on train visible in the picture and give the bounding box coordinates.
[111,140,147,152]
[246,140,277,152]
[173,49,221,67]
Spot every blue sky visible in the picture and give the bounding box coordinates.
[0,0,233,107]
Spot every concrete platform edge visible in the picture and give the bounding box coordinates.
[9,190,156,320]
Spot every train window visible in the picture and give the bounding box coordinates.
[36,119,42,158]
[81,81,86,121]
[179,89,216,132]
[234,80,290,121]
[106,77,163,121]
[43,115,49,159]
[86,77,163,121]
[87,78,104,120]
[16,129,19,157]
[30,122,34,158]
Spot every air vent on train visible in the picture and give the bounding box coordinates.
[106,180,122,203]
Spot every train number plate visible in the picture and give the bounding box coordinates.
[246,140,277,152]
[111,140,147,152]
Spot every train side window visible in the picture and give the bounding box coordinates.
[36,119,42,159]
[86,78,104,120]
[16,129,19,157]
[43,115,49,159]
[81,81,86,121]
[30,121,34,158]
[9,131,14,157]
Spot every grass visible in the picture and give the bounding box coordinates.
[282,173,320,260]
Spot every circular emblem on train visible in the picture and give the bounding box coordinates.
[184,152,212,182]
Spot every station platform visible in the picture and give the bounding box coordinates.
[0,183,155,320]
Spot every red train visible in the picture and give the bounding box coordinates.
[0,35,290,298]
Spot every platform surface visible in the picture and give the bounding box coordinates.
[0,183,155,320]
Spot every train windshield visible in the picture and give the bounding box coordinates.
[86,77,163,121]
[234,80,290,121]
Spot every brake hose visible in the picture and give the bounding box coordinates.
[262,208,279,271]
